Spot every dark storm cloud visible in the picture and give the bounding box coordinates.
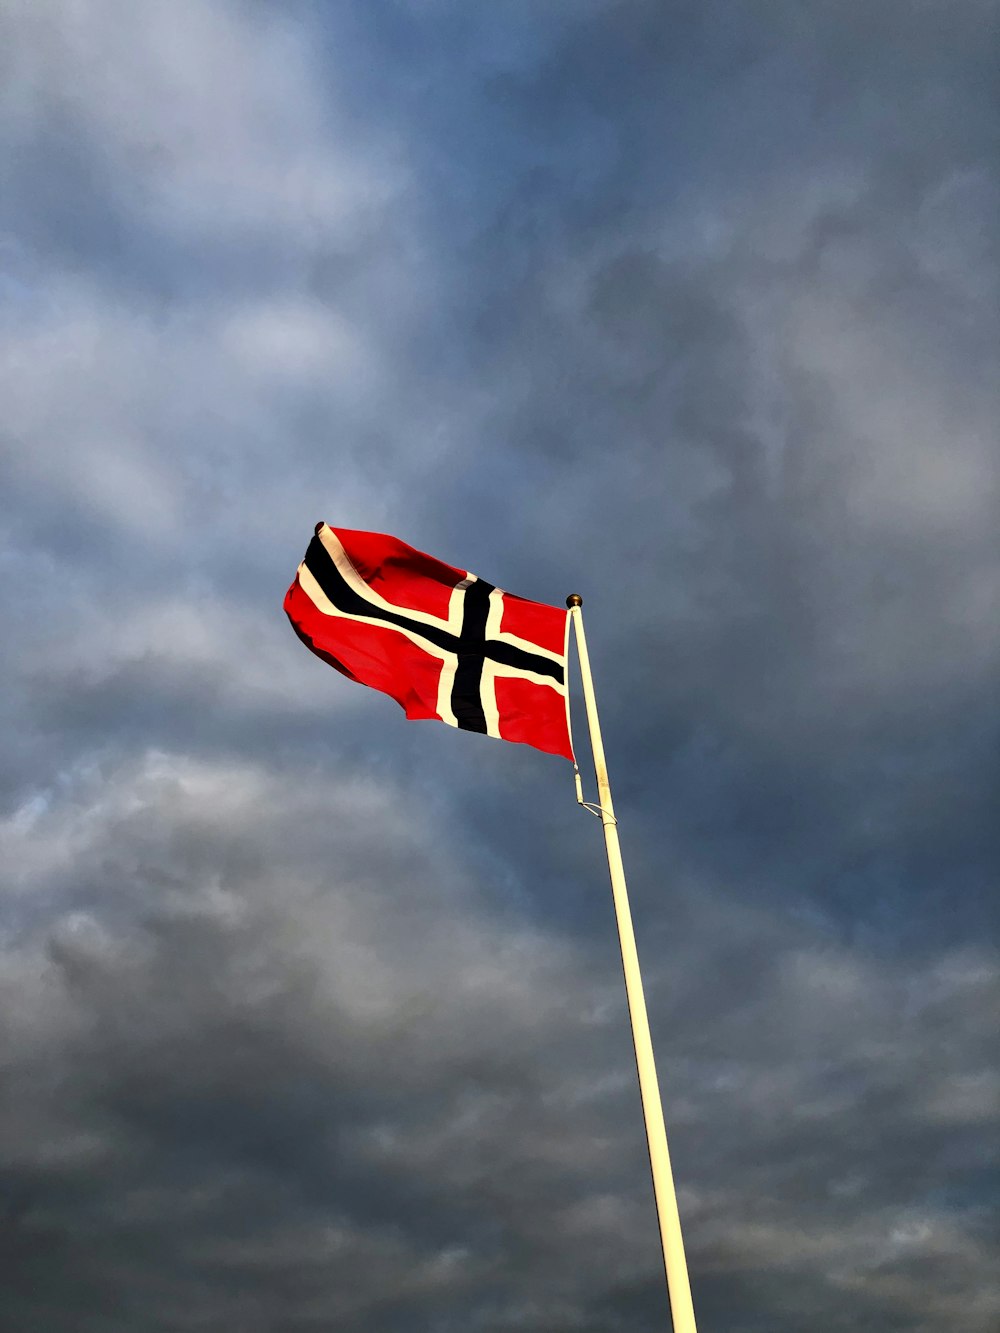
[1,0,997,1329]
[3,755,996,1331]
[0,755,661,1329]
[371,0,1000,951]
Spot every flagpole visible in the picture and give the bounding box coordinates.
[566,596,698,1333]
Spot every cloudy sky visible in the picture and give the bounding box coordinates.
[2,1,998,1329]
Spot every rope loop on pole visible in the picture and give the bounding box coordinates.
[578,799,617,823]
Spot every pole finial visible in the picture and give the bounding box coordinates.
[566,593,583,608]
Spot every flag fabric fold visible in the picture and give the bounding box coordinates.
[284,525,574,760]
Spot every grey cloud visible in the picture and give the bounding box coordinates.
[1,0,997,1328]
[0,754,656,1327]
[2,756,997,1329]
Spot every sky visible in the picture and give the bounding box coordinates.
[1,1,998,1329]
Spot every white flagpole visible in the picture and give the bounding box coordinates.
[566,595,698,1333]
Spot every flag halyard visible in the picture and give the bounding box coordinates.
[285,525,574,760]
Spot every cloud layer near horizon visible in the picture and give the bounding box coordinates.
[1,2,997,1329]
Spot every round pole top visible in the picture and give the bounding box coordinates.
[566,593,583,608]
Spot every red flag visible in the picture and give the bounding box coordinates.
[284,525,573,760]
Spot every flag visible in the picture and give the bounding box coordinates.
[284,524,574,759]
